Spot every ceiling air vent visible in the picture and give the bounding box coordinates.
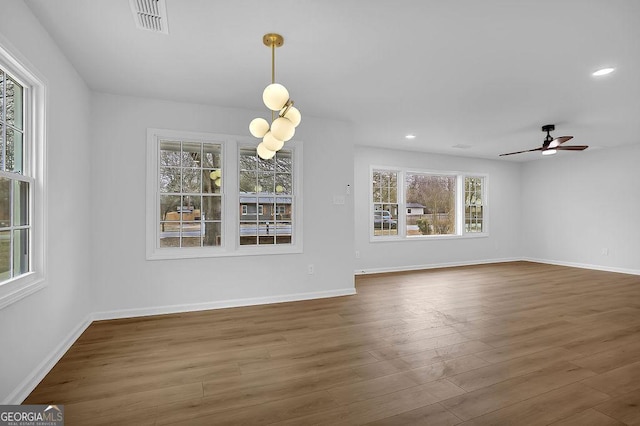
[129,0,169,34]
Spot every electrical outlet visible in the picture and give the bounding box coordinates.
[602,248,609,256]
[308,264,314,274]
[355,250,360,258]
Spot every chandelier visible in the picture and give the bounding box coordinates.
[249,33,302,159]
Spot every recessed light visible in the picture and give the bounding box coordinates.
[592,67,615,76]
[405,134,416,139]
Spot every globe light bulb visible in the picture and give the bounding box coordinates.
[281,106,301,127]
[257,142,276,160]
[209,169,221,180]
[270,117,295,142]
[249,118,270,138]
[263,131,284,151]
[263,83,290,111]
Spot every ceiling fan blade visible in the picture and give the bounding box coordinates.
[556,145,588,151]
[553,136,573,146]
[499,147,543,156]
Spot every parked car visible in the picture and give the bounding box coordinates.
[374,210,397,229]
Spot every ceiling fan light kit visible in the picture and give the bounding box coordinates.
[499,124,589,157]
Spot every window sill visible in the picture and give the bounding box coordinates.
[370,233,489,243]
[0,272,46,310]
[146,244,303,260]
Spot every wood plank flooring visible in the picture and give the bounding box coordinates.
[24,261,640,425]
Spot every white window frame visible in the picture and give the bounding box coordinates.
[146,129,303,259]
[0,40,47,310]
[370,166,488,242]
[236,141,302,255]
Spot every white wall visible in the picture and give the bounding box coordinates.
[522,143,640,274]
[90,93,355,316]
[354,146,522,273]
[0,1,92,403]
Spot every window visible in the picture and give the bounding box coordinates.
[239,147,293,246]
[147,129,302,259]
[371,167,486,240]
[158,140,222,248]
[406,173,456,236]
[465,176,484,232]
[372,170,398,236]
[0,44,46,309]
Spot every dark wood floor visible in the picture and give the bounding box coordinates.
[25,261,640,425]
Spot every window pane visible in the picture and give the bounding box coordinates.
[160,141,181,166]
[203,144,221,168]
[182,142,201,168]
[239,221,257,245]
[160,167,180,193]
[258,172,275,194]
[6,77,23,130]
[203,222,221,247]
[204,169,222,194]
[240,196,258,219]
[275,221,292,243]
[181,221,202,247]
[0,230,9,280]
[13,229,28,275]
[13,180,29,226]
[275,150,292,173]
[275,173,292,195]
[239,171,257,193]
[159,222,180,247]
[406,173,456,236]
[6,128,24,173]
[160,195,181,221]
[275,200,291,220]
[180,195,201,219]
[182,168,201,193]
[239,148,257,170]
[258,221,276,245]
[202,195,221,221]
[0,177,10,228]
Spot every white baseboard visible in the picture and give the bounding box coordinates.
[523,257,640,276]
[92,287,357,321]
[3,313,93,405]
[355,257,640,276]
[354,257,522,275]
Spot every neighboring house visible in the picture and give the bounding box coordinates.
[239,196,292,221]
[406,202,425,216]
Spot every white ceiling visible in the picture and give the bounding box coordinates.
[25,0,640,161]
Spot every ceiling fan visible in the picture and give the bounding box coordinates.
[499,124,588,157]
